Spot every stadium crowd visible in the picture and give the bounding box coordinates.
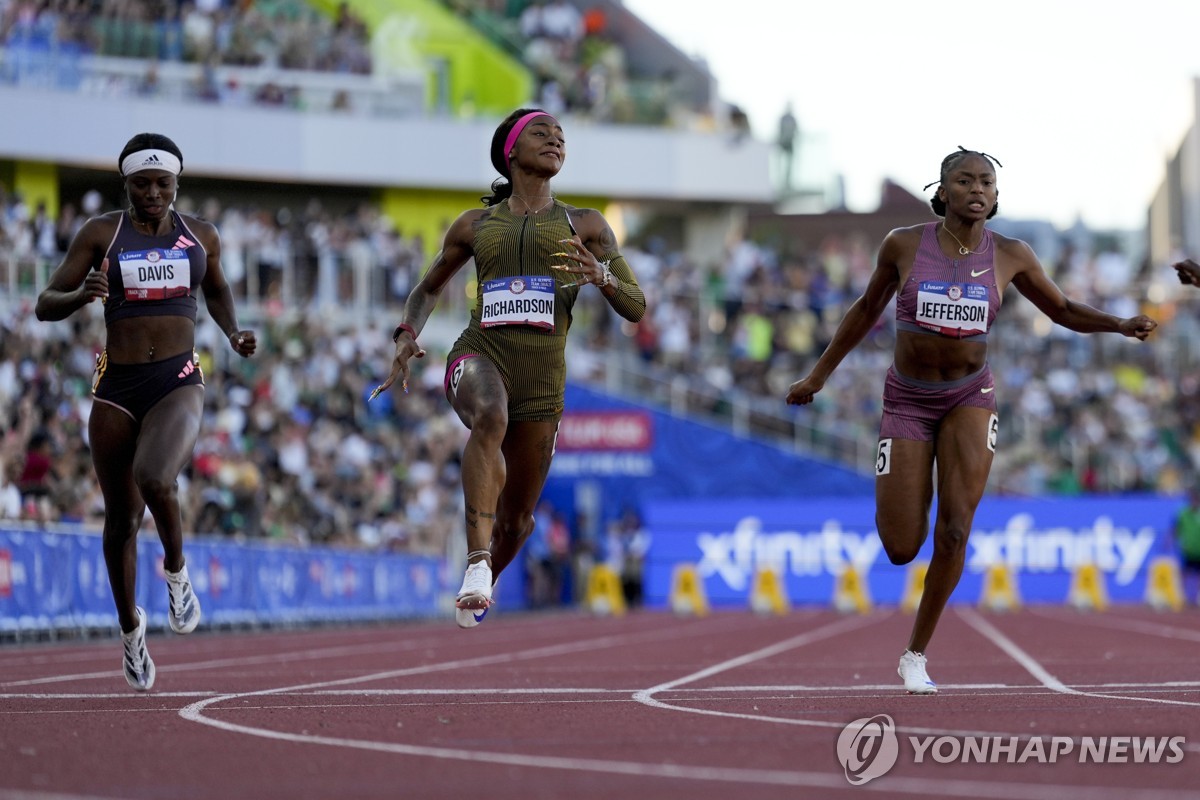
[3,3,1198,613]
[1,0,704,124]
[0,0,372,73]
[4,185,1198,553]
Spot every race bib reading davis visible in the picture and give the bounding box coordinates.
[118,249,191,301]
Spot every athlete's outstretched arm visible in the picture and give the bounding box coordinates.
[1173,258,1200,286]
[1007,238,1156,339]
[377,210,482,395]
[786,230,904,405]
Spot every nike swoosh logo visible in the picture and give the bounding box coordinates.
[474,608,489,622]
[980,386,995,394]
[970,268,992,277]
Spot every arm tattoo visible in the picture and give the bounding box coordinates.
[597,225,617,253]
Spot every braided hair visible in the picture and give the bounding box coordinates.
[924,146,1002,218]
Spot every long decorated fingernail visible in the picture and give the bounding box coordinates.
[368,385,383,402]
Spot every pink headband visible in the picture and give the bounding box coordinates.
[503,111,557,162]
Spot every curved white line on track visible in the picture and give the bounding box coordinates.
[633,611,882,726]
[627,612,1099,742]
[176,621,864,792]
[959,607,1200,708]
[170,704,1200,800]
[174,611,1195,800]
[0,612,1185,799]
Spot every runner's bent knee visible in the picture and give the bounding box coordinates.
[933,522,971,555]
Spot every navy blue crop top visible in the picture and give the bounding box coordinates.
[102,210,206,325]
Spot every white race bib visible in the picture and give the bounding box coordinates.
[480,276,556,330]
[118,248,191,301]
[914,281,989,337]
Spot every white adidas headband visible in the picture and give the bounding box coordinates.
[121,149,182,177]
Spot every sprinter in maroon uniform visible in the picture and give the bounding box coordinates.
[786,148,1156,693]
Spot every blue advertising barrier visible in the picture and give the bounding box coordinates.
[0,525,448,634]
[540,382,874,538]
[643,495,1185,607]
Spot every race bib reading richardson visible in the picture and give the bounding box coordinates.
[118,249,192,301]
[481,276,556,330]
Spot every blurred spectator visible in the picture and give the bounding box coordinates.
[605,506,649,607]
[777,103,799,192]
[0,455,23,519]
[17,429,56,522]
[1173,487,1200,605]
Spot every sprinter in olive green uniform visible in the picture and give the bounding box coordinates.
[377,109,646,627]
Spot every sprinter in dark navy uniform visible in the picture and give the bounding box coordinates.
[36,133,256,691]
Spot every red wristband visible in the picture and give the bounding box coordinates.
[392,323,417,343]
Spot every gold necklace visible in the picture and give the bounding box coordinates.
[941,223,979,256]
[511,194,554,215]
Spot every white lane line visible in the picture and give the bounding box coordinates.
[0,612,747,689]
[6,680,1199,702]
[956,608,1082,694]
[1027,606,1200,643]
[960,607,1200,708]
[0,790,124,800]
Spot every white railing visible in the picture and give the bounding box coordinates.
[0,47,426,117]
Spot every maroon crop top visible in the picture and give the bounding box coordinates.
[894,222,1002,342]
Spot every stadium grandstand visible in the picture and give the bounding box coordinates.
[2,0,1200,636]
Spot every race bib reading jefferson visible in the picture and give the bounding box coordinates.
[914,281,989,337]
[118,248,192,301]
[481,276,556,330]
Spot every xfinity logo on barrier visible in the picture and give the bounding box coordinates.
[694,514,1156,589]
[697,518,881,590]
[836,716,1185,784]
[965,513,1154,585]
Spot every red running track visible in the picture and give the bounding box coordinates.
[1,605,1199,800]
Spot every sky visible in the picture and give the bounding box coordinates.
[622,0,1200,230]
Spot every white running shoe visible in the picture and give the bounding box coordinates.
[166,564,201,634]
[898,650,937,694]
[455,560,494,629]
[122,607,156,692]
